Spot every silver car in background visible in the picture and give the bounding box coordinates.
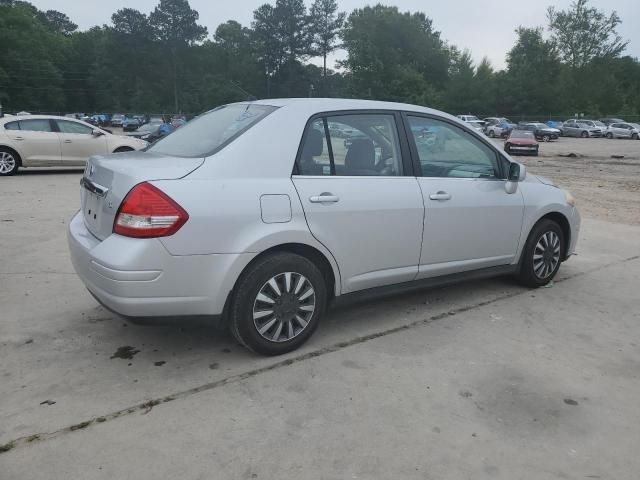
[562,119,603,138]
[68,99,580,355]
[605,122,640,140]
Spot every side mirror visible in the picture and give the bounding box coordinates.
[505,163,525,194]
[508,162,521,181]
[92,129,104,137]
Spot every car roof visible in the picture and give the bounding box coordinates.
[221,98,464,125]
[0,114,89,124]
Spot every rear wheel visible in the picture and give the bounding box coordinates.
[632,133,639,140]
[113,146,134,153]
[0,147,20,176]
[542,134,551,142]
[504,143,511,154]
[229,252,327,355]
[516,219,564,288]
[488,129,495,138]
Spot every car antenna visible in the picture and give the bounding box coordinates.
[228,80,256,102]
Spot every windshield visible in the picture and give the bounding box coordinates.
[148,104,277,157]
[511,130,535,139]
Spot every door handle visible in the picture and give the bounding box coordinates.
[309,194,339,204]
[14,136,24,141]
[429,191,452,201]
[64,140,72,143]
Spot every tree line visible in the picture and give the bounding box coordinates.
[0,0,638,119]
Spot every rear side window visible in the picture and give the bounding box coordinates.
[4,121,20,130]
[148,104,277,158]
[297,113,404,177]
[17,119,53,132]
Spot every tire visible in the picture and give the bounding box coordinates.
[580,131,588,138]
[504,143,511,154]
[632,133,639,140]
[0,147,20,176]
[606,132,613,139]
[229,252,327,355]
[113,146,134,153]
[542,135,550,142]
[532,149,539,157]
[516,219,564,288]
[488,130,495,138]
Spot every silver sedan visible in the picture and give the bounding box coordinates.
[68,99,580,355]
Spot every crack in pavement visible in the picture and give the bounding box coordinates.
[1,254,638,454]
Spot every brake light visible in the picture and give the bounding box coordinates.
[113,182,188,238]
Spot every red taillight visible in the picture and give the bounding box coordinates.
[113,182,188,238]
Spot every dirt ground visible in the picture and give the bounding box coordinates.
[490,136,640,225]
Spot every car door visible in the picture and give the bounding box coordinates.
[403,114,524,279]
[292,112,424,293]
[563,120,576,137]
[54,120,108,164]
[3,119,61,165]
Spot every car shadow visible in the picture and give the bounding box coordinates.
[19,168,84,175]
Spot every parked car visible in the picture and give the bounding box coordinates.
[545,120,564,132]
[504,130,539,156]
[122,116,141,132]
[485,121,513,138]
[519,122,560,142]
[110,114,125,127]
[599,118,625,127]
[128,121,175,143]
[0,115,147,175]
[484,117,515,127]
[605,122,640,140]
[562,119,603,138]
[171,118,187,129]
[67,99,580,355]
[457,115,485,134]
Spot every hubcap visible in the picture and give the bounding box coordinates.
[0,152,16,174]
[253,272,316,343]
[533,231,561,279]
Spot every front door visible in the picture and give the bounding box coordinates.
[404,115,524,279]
[55,120,108,165]
[292,112,424,293]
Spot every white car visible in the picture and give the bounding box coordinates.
[605,122,640,140]
[457,115,485,134]
[0,115,148,176]
[68,98,580,355]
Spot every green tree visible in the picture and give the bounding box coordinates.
[547,0,628,69]
[44,9,77,36]
[149,0,207,111]
[341,5,449,104]
[309,0,345,90]
[504,27,562,115]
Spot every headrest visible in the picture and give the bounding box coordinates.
[302,128,323,158]
[345,138,375,170]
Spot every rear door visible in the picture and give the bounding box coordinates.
[3,119,61,165]
[292,112,424,293]
[403,114,524,279]
[55,119,108,165]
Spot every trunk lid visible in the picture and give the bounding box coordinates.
[80,151,203,240]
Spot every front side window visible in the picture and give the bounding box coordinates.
[407,116,499,179]
[297,113,403,177]
[18,119,52,132]
[148,103,277,158]
[57,120,93,135]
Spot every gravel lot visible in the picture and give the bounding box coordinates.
[490,136,640,225]
[1,135,639,479]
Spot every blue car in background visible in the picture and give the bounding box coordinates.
[546,120,564,135]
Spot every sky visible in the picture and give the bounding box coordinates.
[27,0,639,70]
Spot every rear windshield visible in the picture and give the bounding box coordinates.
[148,103,277,158]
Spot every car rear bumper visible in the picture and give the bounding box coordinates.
[67,211,254,318]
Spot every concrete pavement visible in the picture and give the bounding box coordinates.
[1,170,639,479]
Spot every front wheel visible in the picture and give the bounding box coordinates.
[581,131,588,138]
[0,148,20,176]
[229,252,327,355]
[488,129,495,138]
[542,135,551,142]
[606,132,613,139]
[516,219,564,288]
